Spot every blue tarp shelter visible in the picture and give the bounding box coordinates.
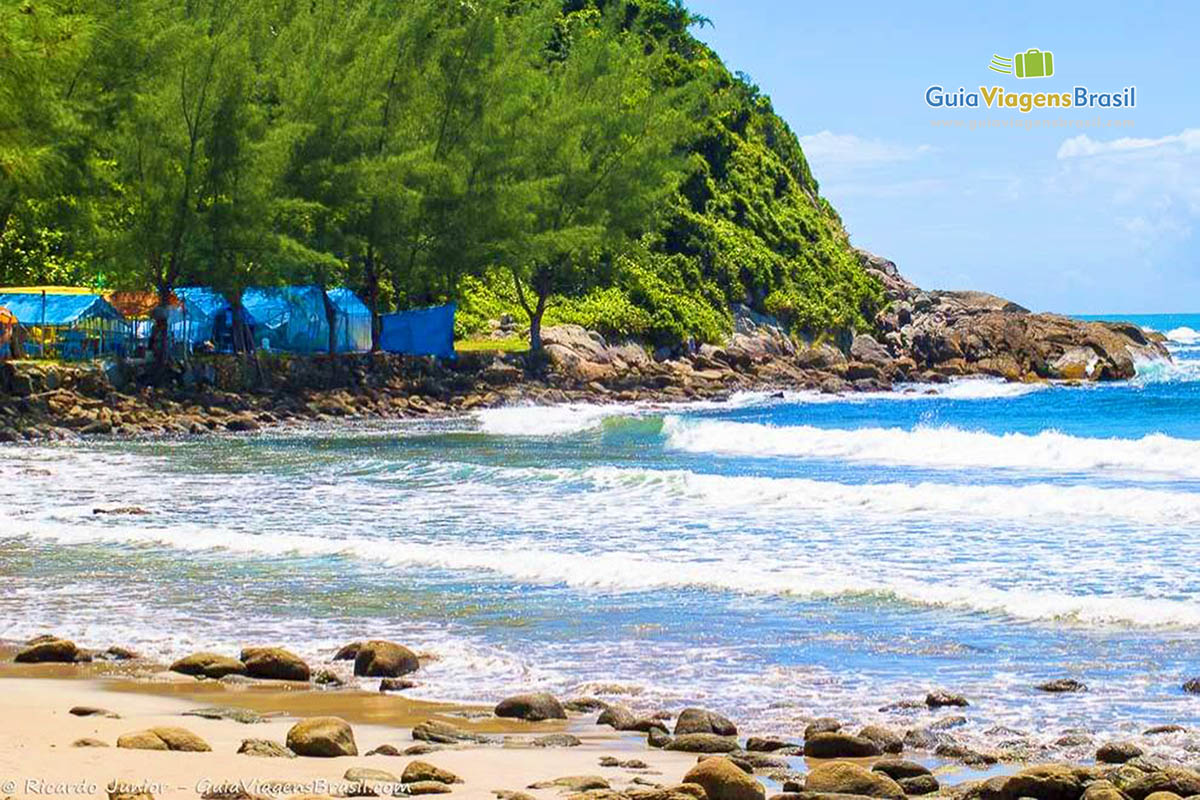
[176,287,236,346]
[0,291,125,358]
[327,288,372,353]
[380,303,456,359]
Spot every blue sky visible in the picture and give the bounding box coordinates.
[687,1,1200,313]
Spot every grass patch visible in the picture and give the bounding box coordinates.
[455,336,529,354]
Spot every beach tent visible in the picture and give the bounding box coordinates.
[0,291,124,358]
[241,286,331,353]
[175,287,260,352]
[380,303,456,359]
[0,306,16,358]
[105,291,186,354]
[327,287,372,352]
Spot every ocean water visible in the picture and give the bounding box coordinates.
[2,314,1200,756]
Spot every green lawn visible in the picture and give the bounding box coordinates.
[454,336,529,354]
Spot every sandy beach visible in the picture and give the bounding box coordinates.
[0,666,706,800]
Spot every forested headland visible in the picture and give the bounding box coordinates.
[0,0,883,357]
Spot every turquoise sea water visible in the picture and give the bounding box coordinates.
[2,314,1200,756]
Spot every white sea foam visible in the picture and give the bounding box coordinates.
[472,403,634,436]
[663,417,1200,479]
[6,507,1200,628]
[1166,326,1200,345]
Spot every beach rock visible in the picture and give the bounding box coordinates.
[999,764,1086,800]
[405,744,443,755]
[313,669,344,687]
[72,738,109,747]
[379,678,416,692]
[14,637,78,663]
[1097,742,1145,764]
[675,708,738,737]
[353,640,419,678]
[935,741,998,765]
[345,767,399,783]
[648,728,673,748]
[527,776,610,791]
[565,696,608,712]
[404,782,452,795]
[746,737,796,752]
[238,739,295,758]
[240,646,310,682]
[858,725,903,754]
[805,718,843,738]
[1037,679,1088,693]
[69,705,119,718]
[805,762,904,799]
[598,703,638,729]
[108,790,155,800]
[900,776,940,795]
[1183,679,1200,695]
[1144,725,1186,735]
[665,734,740,753]
[402,761,462,784]
[182,706,264,724]
[925,690,969,708]
[116,727,211,752]
[871,760,932,781]
[730,751,788,770]
[286,716,357,757]
[1124,769,1200,800]
[333,642,362,661]
[804,732,883,758]
[494,692,567,721]
[683,757,766,800]
[365,744,403,756]
[1080,780,1125,800]
[412,719,491,744]
[100,646,140,661]
[532,733,581,748]
[1141,794,1182,800]
[170,652,247,679]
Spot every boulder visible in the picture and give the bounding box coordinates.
[900,776,940,796]
[745,736,796,752]
[857,725,903,754]
[353,640,419,678]
[240,647,310,682]
[1000,764,1086,800]
[238,739,295,758]
[664,733,740,753]
[925,690,968,708]
[532,733,581,748]
[333,642,362,661]
[527,776,610,791]
[412,719,491,744]
[404,782,453,795]
[72,738,109,748]
[682,757,766,800]
[1097,742,1144,764]
[169,652,248,679]
[494,692,566,722]
[1124,769,1200,800]
[674,707,738,737]
[598,704,638,730]
[14,637,79,663]
[804,732,883,758]
[804,718,843,738]
[1037,679,1087,693]
[402,761,462,784]
[1081,780,1126,800]
[285,716,357,757]
[69,705,119,719]
[182,706,264,724]
[805,761,904,799]
[116,727,211,752]
[871,760,932,780]
[1183,678,1200,694]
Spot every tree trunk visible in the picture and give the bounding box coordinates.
[528,291,548,352]
[364,250,381,352]
[151,284,172,366]
[321,289,338,356]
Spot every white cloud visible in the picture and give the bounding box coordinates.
[798,131,933,168]
[1056,128,1200,159]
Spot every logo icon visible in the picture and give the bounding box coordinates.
[989,49,1055,78]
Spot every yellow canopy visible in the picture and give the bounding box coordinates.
[1,286,95,295]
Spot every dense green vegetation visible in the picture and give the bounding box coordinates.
[0,0,880,357]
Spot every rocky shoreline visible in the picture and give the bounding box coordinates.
[7,633,1200,800]
[0,252,1172,444]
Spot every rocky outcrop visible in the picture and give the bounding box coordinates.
[682,757,766,800]
[116,727,211,752]
[14,636,81,663]
[674,708,738,737]
[859,249,1169,382]
[805,761,905,799]
[169,652,247,679]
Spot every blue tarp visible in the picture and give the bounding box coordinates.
[0,293,122,326]
[242,286,328,353]
[380,303,456,359]
[326,287,372,353]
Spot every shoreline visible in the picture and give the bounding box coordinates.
[3,634,1198,800]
